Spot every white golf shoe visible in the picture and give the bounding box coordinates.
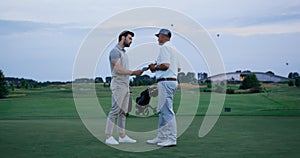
[105,136,119,145]
[146,137,164,145]
[119,135,137,143]
[157,139,177,147]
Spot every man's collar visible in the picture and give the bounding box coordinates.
[116,44,126,52]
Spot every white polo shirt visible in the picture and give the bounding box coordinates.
[155,42,180,79]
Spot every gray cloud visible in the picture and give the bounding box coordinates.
[0,20,91,36]
[229,5,300,27]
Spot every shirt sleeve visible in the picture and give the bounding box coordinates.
[157,46,171,64]
[110,49,121,63]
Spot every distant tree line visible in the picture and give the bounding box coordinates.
[130,75,156,86]
[2,68,298,99]
[235,70,252,73]
[1,71,73,98]
[6,77,70,90]
[178,72,198,83]
[0,69,76,98]
[6,77,41,90]
[93,71,201,87]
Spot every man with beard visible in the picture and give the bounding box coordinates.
[105,30,144,145]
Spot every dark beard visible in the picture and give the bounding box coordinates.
[124,41,131,47]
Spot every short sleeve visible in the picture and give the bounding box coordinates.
[110,48,121,63]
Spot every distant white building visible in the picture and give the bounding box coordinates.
[207,72,290,83]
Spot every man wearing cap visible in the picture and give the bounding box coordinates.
[147,29,181,147]
[105,30,144,145]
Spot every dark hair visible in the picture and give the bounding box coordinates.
[118,30,134,42]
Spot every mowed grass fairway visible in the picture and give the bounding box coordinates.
[0,83,300,158]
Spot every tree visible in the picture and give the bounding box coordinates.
[186,72,196,83]
[239,73,260,90]
[288,80,294,87]
[206,79,212,88]
[198,72,208,80]
[10,83,14,91]
[198,72,208,84]
[288,72,299,79]
[21,79,29,89]
[295,78,300,88]
[177,72,186,83]
[288,72,293,79]
[0,70,8,98]
[178,72,197,83]
[294,72,299,78]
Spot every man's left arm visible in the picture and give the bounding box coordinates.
[149,46,171,72]
[155,63,169,71]
[149,62,170,72]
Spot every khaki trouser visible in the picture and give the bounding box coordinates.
[105,84,130,135]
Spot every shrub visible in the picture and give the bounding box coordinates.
[249,86,261,93]
[226,89,235,94]
[240,74,260,90]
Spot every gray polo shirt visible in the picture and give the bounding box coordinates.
[109,45,130,87]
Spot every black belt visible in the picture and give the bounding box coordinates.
[157,78,177,83]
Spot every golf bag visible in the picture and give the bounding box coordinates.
[135,86,158,116]
[136,89,151,106]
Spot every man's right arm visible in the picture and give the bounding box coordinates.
[110,49,143,76]
[112,61,143,76]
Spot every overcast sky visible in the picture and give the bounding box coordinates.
[0,0,300,81]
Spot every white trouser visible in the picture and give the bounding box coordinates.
[157,81,178,141]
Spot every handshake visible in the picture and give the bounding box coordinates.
[131,63,157,76]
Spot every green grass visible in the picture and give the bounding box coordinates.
[0,83,300,158]
[0,117,299,158]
